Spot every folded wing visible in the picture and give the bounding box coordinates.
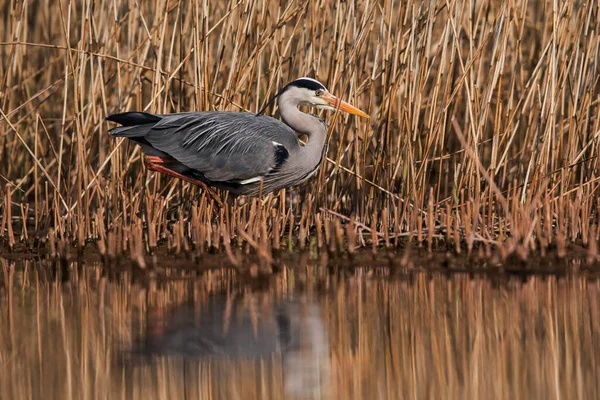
[108,111,295,184]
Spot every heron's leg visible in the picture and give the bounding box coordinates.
[143,155,224,208]
[223,192,237,206]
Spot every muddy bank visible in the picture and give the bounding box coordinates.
[2,240,600,279]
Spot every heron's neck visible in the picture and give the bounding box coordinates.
[278,94,327,165]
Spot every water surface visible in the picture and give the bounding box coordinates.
[1,257,599,399]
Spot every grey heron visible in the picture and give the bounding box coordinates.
[107,78,369,199]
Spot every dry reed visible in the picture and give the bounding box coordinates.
[1,0,599,265]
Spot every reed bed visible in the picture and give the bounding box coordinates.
[1,0,599,263]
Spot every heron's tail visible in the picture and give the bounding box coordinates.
[106,112,162,137]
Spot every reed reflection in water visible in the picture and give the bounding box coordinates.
[1,259,600,399]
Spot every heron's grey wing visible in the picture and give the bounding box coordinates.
[143,112,296,183]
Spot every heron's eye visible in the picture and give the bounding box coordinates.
[315,89,324,97]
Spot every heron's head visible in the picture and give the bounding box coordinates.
[276,77,370,118]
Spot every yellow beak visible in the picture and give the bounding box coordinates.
[323,93,370,119]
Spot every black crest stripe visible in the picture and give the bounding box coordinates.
[287,78,326,91]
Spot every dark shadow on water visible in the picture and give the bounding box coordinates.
[127,294,330,398]
[138,296,293,358]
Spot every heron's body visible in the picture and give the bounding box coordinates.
[108,78,368,197]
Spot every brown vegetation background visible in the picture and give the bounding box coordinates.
[1,0,599,260]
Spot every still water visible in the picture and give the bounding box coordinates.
[1,257,600,399]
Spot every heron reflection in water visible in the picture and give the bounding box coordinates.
[135,295,329,398]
